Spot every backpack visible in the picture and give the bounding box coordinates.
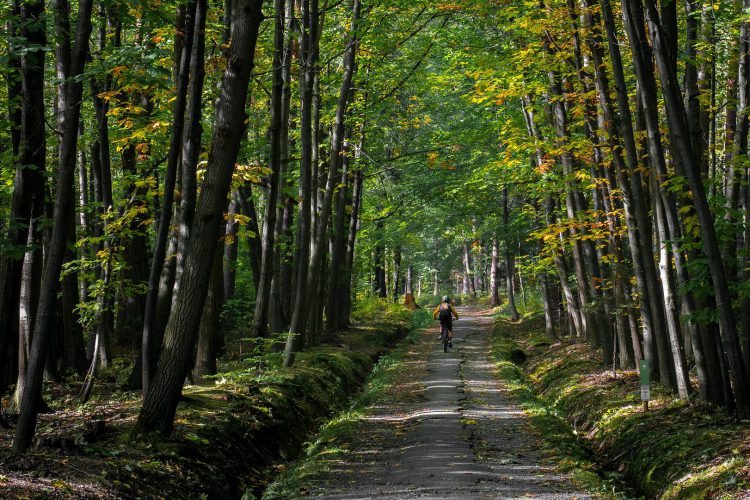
[438,303,452,321]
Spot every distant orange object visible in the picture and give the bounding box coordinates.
[403,293,420,310]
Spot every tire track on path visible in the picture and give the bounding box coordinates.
[302,308,592,499]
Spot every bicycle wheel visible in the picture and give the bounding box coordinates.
[442,325,449,353]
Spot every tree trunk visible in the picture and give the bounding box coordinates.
[136,0,263,435]
[271,195,295,333]
[193,241,224,383]
[619,0,686,387]
[14,0,93,453]
[13,222,42,408]
[392,246,402,302]
[141,0,198,395]
[0,0,45,400]
[284,0,318,362]
[653,174,691,398]
[341,167,363,329]
[326,139,351,332]
[285,0,361,364]
[462,242,476,297]
[223,198,240,301]
[593,0,662,372]
[505,249,520,321]
[268,0,294,336]
[173,0,207,304]
[643,0,750,415]
[88,4,115,370]
[251,0,287,339]
[728,0,750,282]
[374,240,387,298]
[490,237,500,306]
[542,41,599,345]
[502,187,519,320]
[238,186,262,291]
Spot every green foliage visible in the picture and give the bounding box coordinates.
[351,296,412,325]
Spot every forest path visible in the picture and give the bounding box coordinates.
[301,308,591,499]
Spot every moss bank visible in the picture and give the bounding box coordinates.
[491,315,750,499]
[0,305,419,499]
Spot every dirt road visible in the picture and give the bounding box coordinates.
[301,308,591,499]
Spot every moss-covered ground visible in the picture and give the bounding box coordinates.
[491,314,750,499]
[0,301,426,499]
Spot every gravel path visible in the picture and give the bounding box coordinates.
[304,308,592,499]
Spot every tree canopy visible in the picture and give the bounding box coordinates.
[1,0,750,456]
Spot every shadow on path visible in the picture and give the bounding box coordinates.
[305,308,590,499]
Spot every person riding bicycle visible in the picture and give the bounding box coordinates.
[433,296,459,347]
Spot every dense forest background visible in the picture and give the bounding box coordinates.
[1,0,750,462]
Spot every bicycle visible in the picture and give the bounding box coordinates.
[440,323,454,353]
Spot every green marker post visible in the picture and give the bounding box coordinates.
[639,359,650,411]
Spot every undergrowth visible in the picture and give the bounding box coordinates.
[0,305,414,499]
[491,315,750,499]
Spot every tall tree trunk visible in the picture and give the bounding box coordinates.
[0,0,45,400]
[643,0,750,415]
[14,0,93,453]
[193,241,224,382]
[503,187,519,320]
[728,0,750,282]
[136,0,264,434]
[326,139,351,332]
[568,0,615,363]
[490,237,500,306]
[53,0,84,373]
[505,249,520,321]
[653,174,691,398]
[620,0,687,387]
[269,0,294,335]
[13,222,42,408]
[285,0,361,365]
[141,0,198,395]
[285,0,317,358]
[592,0,659,371]
[341,165,363,329]
[251,0,286,339]
[173,0,207,303]
[89,3,116,370]
[542,41,598,345]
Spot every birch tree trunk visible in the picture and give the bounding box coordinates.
[490,237,500,306]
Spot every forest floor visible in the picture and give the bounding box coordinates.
[0,306,418,499]
[491,316,750,499]
[265,307,598,499]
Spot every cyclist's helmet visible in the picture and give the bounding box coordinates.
[442,295,450,303]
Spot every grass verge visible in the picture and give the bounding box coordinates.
[491,314,750,499]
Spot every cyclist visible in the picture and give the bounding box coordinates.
[433,296,459,348]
